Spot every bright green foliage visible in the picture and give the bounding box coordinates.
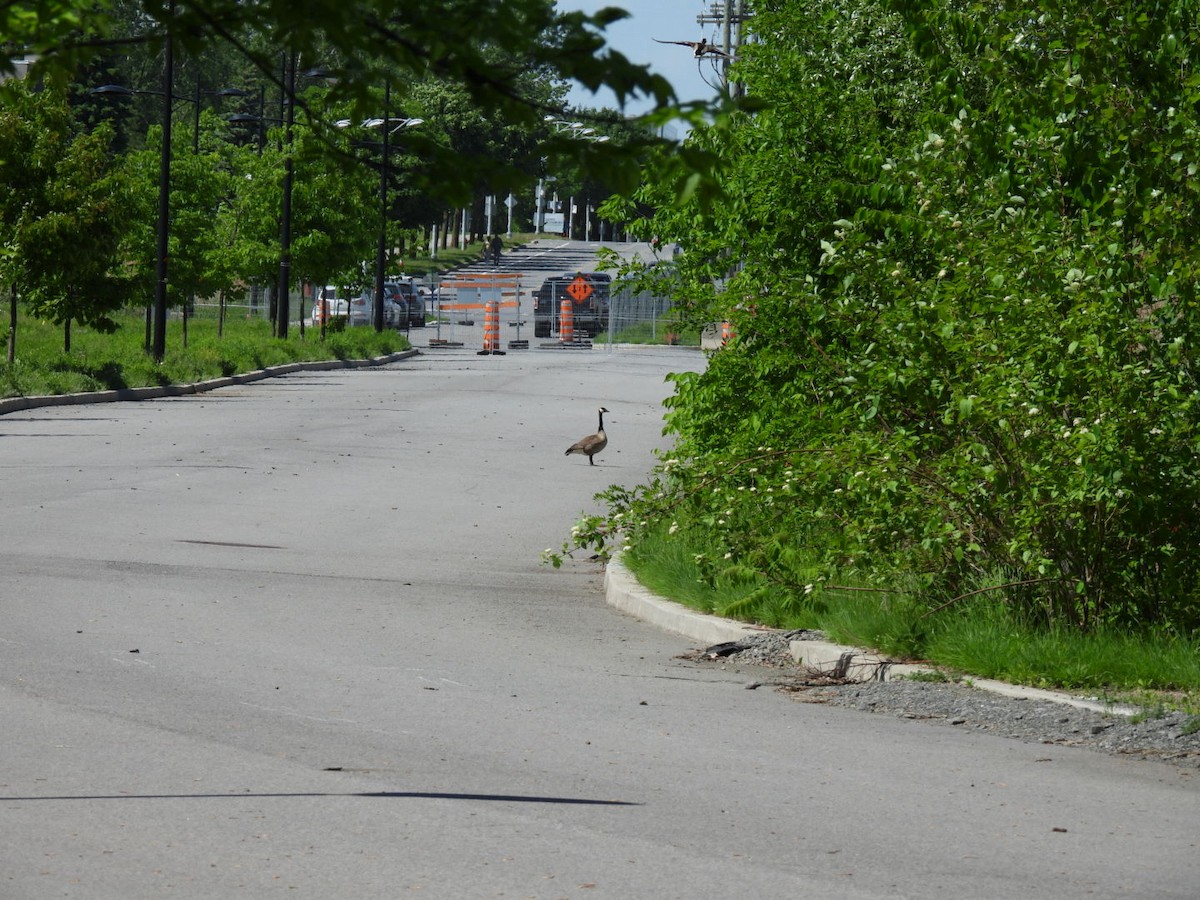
[9,0,682,198]
[0,81,135,351]
[287,115,379,298]
[590,0,1200,636]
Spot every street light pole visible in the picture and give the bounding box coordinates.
[277,50,297,339]
[151,7,175,363]
[541,116,609,242]
[338,104,422,333]
[373,79,391,333]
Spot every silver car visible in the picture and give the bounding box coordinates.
[349,290,403,328]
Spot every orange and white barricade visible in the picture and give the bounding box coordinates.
[560,298,574,343]
[483,300,500,352]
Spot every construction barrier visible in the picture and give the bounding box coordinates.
[483,300,500,353]
[722,320,735,345]
[560,298,574,344]
[440,273,523,310]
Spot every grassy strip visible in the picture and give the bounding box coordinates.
[622,518,1200,700]
[403,233,533,278]
[596,320,701,346]
[1,311,409,399]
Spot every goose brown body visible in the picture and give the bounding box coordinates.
[565,407,608,465]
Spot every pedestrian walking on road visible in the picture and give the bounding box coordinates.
[489,235,502,266]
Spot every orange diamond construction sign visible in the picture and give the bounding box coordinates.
[566,275,593,303]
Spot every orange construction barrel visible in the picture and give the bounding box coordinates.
[560,298,574,343]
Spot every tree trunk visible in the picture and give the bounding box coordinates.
[63,318,71,353]
[7,285,16,364]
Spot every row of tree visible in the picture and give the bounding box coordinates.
[1,0,683,358]
[605,0,1200,636]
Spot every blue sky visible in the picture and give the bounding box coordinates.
[554,0,727,115]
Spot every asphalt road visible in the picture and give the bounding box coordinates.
[3,272,1199,898]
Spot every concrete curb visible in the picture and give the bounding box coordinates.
[603,554,1137,718]
[0,349,418,417]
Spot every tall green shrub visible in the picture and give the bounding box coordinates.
[594,0,1200,635]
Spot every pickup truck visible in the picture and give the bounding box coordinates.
[532,272,611,338]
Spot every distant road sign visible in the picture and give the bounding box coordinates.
[567,275,593,302]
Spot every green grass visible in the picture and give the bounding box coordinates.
[622,518,1200,698]
[596,320,701,346]
[2,309,409,399]
[623,523,761,615]
[403,233,537,278]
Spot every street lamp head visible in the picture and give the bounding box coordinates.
[90,84,137,97]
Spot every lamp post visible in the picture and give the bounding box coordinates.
[276,50,298,339]
[337,102,423,333]
[92,62,247,360]
[151,23,174,363]
[182,83,247,348]
[374,79,392,334]
[229,66,334,337]
[227,100,281,329]
[541,117,610,240]
[90,44,176,361]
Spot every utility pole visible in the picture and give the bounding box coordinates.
[697,1,751,97]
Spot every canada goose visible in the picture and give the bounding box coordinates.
[565,407,608,465]
[653,38,733,59]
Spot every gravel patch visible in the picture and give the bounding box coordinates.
[685,631,1200,770]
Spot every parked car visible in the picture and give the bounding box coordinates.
[385,279,425,328]
[348,290,404,328]
[311,286,349,327]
